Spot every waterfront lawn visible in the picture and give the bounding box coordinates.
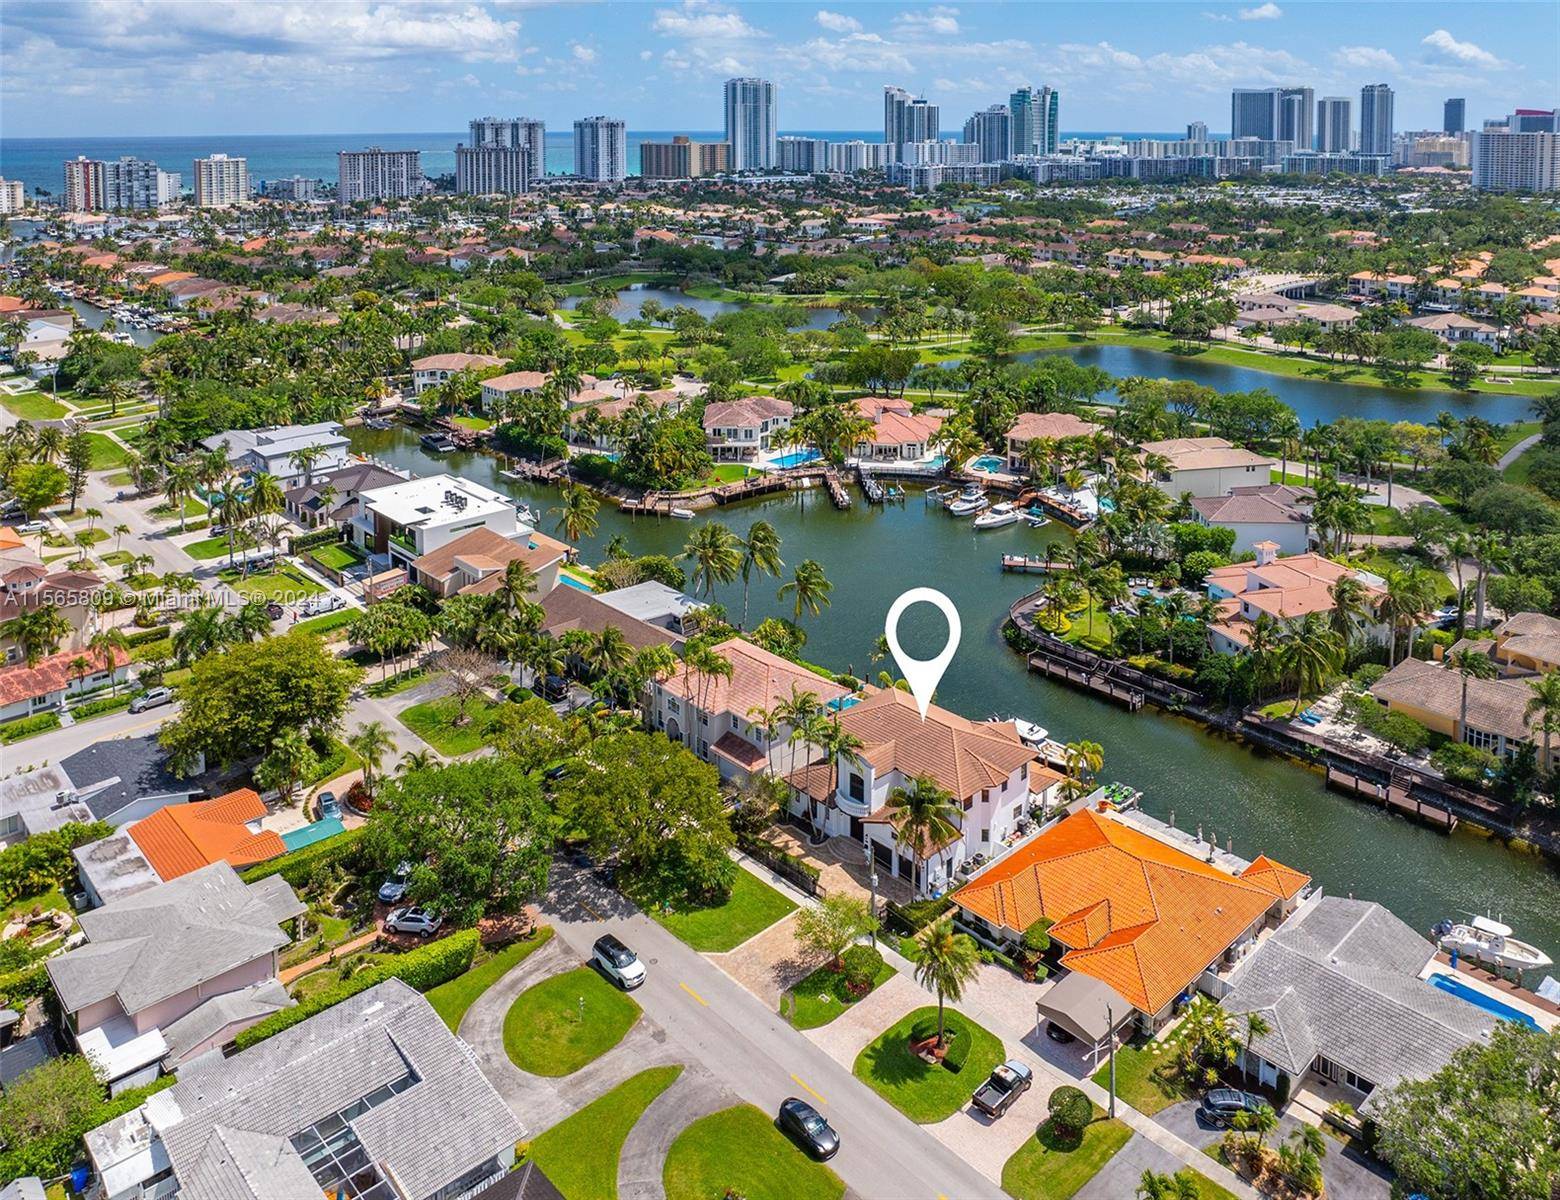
[529,1065,682,1200]
[0,390,69,420]
[502,965,640,1076]
[184,531,256,561]
[853,1006,1004,1123]
[218,565,325,601]
[663,1105,845,1200]
[652,869,796,952]
[1001,1113,1133,1200]
[1089,1027,1197,1116]
[1057,594,1114,653]
[784,956,897,1030]
[451,415,491,432]
[398,694,504,755]
[425,926,554,1032]
[702,464,760,485]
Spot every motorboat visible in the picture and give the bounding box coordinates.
[1023,504,1050,527]
[515,504,539,526]
[1012,719,1050,750]
[973,502,1019,529]
[946,485,988,516]
[1435,916,1554,971]
[669,507,695,520]
[420,432,457,453]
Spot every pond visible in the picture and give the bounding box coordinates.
[350,422,1560,969]
[559,283,864,332]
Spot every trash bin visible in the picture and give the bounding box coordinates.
[72,1163,92,1193]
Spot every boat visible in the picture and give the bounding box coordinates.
[973,502,1019,529]
[515,504,538,525]
[420,432,457,453]
[946,485,988,516]
[362,417,392,430]
[669,507,695,520]
[1435,916,1554,971]
[1013,719,1050,749]
[1023,507,1049,528]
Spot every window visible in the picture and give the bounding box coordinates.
[848,774,864,801]
[980,827,989,841]
[1342,1068,1374,1094]
[1465,727,1499,752]
[667,698,680,714]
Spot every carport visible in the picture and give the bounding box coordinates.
[1037,970,1134,1069]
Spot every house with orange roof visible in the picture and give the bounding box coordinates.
[954,806,1309,1038]
[1004,411,1103,473]
[649,636,849,782]
[785,687,1066,893]
[1203,542,1387,654]
[850,397,944,463]
[126,789,284,883]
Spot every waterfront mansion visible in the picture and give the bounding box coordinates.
[1204,542,1389,655]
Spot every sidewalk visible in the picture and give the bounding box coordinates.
[279,928,379,983]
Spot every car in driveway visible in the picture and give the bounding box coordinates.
[971,1060,1033,1117]
[1044,1021,1075,1044]
[592,934,646,990]
[1199,1088,1266,1128]
[316,791,340,820]
[541,674,570,703]
[384,907,442,937]
[264,601,284,620]
[378,862,413,904]
[128,687,174,714]
[776,1097,839,1160]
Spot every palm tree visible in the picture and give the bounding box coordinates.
[885,776,962,894]
[1327,575,1370,650]
[1242,1012,1272,1081]
[811,717,865,844]
[162,459,198,534]
[683,522,742,599]
[174,604,230,665]
[1062,740,1105,802]
[1524,671,1560,775]
[737,520,783,628]
[552,485,600,542]
[288,444,325,487]
[1448,648,1499,737]
[779,559,832,623]
[224,600,273,643]
[496,559,536,616]
[112,523,130,554]
[1377,567,1433,667]
[86,627,130,694]
[1470,531,1508,632]
[348,721,394,802]
[399,749,437,774]
[584,626,634,691]
[912,916,981,1050]
[0,605,72,667]
[82,507,103,535]
[1284,613,1343,715]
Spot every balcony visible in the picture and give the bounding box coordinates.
[389,528,418,556]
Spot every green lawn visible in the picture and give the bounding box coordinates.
[82,432,130,471]
[1365,505,1410,536]
[452,415,491,431]
[279,911,357,969]
[366,666,432,697]
[2,888,69,927]
[0,390,69,420]
[308,542,366,571]
[852,1006,1004,1123]
[183,531,256,561]
[663,1105,845,1200]
[529,1065,682,1200]
[290,951,396,1002]
[150,496,208,520]
[425,927,555,1032]
[398,694,504,755]
[783,957,897,1030]
[701,464,761,485]
[1090,1029,1197,1116]
[217,566,324,601]
[652,869,796,952]
[129,637,172,662]
[1001,1115,1134,1200]
[502,966,641,1076]
[294,609,357,639]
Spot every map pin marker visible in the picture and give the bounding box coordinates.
[884,587,962,722]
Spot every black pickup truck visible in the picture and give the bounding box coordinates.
[971,1060,1034,1117]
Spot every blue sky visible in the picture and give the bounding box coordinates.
[1,1,1552,138]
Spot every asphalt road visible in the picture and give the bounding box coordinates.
[538,861,1006,1200]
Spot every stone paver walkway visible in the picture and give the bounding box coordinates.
[616,1064,735,1200]
[706,911,815,1007]
[802,971,923,1067]
[279,929,378,983]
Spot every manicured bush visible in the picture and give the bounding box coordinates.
[910,1016,938,1045]
[1275,1071,1292,1109]
[70,694,132,720]
[236,928,478,1049]
[941,1027,971,1073]
[291,526,346,553]
[883,897,953,936]
[1048,1085,1094,1137]
[239,827,365,888]
[839,944,883,993]
[0,713,61,744]
[122,624,175,647]
[0,822,111,907]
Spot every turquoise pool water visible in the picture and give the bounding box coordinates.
[826,695,862,712]
[560,575,593,592]
[1428,972,1541,1029]
[972,455,1007,472]
[773,449,822,469]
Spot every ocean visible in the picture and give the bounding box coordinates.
[0,130,1190,198]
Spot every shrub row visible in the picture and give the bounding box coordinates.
[70,693,133,721]
[239,826,365,887]
[122,624,175,647]
[737,832,821,883]
[234,928,479,1049]
[882,897,953,936]
[0,713,61,744]
[0,961,51,1011]
[290,526,345,553]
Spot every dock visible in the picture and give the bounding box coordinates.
[1002,555,1073,574]
[858,471,886,504]
[1026,652,1145,710]
[822,466,851,509]
[1324,764,1459,832]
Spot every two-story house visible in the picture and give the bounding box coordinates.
[197,422,350,488]
[45,863,303,1091]
[851,397,944,463]
[1190,484,1313,556]
[702,396,794,462]
[1140,436,1276,499]
[349,473,520,571]
[410,351,506,395]
[1003,412,1103,474]
[785,687,1066,894]
[1204,542,1388,655]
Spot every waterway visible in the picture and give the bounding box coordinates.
[351,423,1560,967]
[67,298,164,348]
[560,284,862,332]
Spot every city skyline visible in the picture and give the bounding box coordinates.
[0,1,1549,139]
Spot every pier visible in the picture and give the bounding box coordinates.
[1026,651,1145,709]
[1324,764,1460,833]
[1001,555,1074,574]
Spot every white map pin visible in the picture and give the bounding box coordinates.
[884,587,962,721]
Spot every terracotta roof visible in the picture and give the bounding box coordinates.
[128,790,284,881]
[0,646,127,706]
[1140,436,1273,472]
[411,527,569,587]
[659,636,847,715]
[1239,854,1311,900]
[1371,657,1536,742]
[711,730,767,771]
[412,353,506,372]
[482,370,549,393]
[954,809,1296,1014]
[538,585,677,650]
[1191,484,1311,527]
[854,399,943,447]
[1006,412,1102,443]
[703,396,793,430]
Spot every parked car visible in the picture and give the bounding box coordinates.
[264,601,284,620]
[592,934,646,990]
[1044,1021,1075,1044]
[377,862,413,904]
[316,791,340,820]
[302,593,347,617]
[776,1097,839,1160]
[384,907,442,937]
[128,687,174,714]
[971,1060,1033,1117]
[16,520,46,536]
[541,674,570,702]
[1199,1088,1266,1128]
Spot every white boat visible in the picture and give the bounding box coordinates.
[1013,719,1050,749]
[1436,916,1554,971]
[515,504,538,525]
[973,502,1019,529]
[946,485,988,516]
[669,507,695,520]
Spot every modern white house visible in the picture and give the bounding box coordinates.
[197,422,351,487]
[348,473,520,569]
[1140,436,1276,498]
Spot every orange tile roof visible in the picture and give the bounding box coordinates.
[659,636,848,716]
[953,809,1303,1014]
[1239,854,1311,900]
[128,789,285,881]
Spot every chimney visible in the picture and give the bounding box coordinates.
[1252,540,1279,567]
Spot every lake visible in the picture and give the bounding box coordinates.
[559,284,862,332]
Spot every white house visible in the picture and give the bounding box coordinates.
[197,422,350,487]
[1140,436,1275,499]
[1204,543,1388,655]
[410,352,506,395]
[702,396,794,462]
[349,473,519,568]
[1190,484,1313,556]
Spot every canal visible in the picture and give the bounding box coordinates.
[352,424,1560,967]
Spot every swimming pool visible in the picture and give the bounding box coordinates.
[1427,972,1541,1029]
[559,574,594,592]
[971,455,1007,473]
[826,695,862,712]
[772,449,821,469]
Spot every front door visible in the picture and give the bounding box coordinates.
[849,816,863,841]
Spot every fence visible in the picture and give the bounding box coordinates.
[739,834,825,898]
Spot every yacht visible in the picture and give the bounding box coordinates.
[1435,916,1554,971]
[973,502,1019,529]
[1012,719,1049,749]
[420,432,457,453]
[946,485,988,516]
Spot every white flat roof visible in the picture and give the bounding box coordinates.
[79,1016,168,1083]
[361,473,512,526]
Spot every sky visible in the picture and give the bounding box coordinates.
[1,0,1553,138]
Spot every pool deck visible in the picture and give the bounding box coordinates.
[1420,952,1559,1030]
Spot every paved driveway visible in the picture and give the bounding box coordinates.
[1074,1131,1190,1200]
[1155,1099,1393,1200]
[708,910,815,1007]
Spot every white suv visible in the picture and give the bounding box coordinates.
[592,934,646,989]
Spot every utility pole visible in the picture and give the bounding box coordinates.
[1106,1003,1117,1118]
[865,843,879,948]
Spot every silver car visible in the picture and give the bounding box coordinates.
[385,907,442,937]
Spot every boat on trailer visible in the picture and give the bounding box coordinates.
[1435,916,1554,971]
[420,432,457,453]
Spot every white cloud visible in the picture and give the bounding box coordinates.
[1421,29,1501,68]
[639,48,653,60]
[895,6,961,36]
[1056,41,1145,72]
[651,1,762,41]
[1202,10,1233,21]
[1238,3,1282,19]
[1332,45,1399,72]
[815,9,861,33]
[570,41,596,63]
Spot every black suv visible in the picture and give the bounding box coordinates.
[1199,1088,1265,1128]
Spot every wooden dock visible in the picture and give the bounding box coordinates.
[822,467,851,509]
[1027,653,1144,710]
[1002,555,1073,574]
[1325,764,1459,832]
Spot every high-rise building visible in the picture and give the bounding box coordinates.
[1009,87,1059,156]
[723,77,777,171]
[1359,84,1394,156]
[1471,130,1560,192]
[777,136,831,173]
[193,154,249,207]
[264,176,317,201]
[1444,98,1466,135]
[1231,88,1279,140]
[1186,121,1209,144]
[639,137,730,179]
[468,117,546,187]
[1317,97,1353,153]
[63,157,107,211]
[337,148,423,203]
[573,117,627,182]
[1509,109,1560,133]
[455,143,530,195]
[0,179,25,214]
[884,86,939,148]
[1277,87,1314,150]
[828,140,894,173]
[963,105,1011,162]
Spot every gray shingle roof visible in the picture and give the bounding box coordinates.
[1222,896,1493,1110]
[159,979,293,1066]
[58,734,200,823]
[146,979,521,1200]
[46,863,302,1016]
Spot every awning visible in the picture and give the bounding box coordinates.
[1037,970,1134,1044]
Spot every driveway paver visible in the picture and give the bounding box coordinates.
[707,910,816,1007]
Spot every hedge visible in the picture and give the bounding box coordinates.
[883,897,953,936]
[70,693,133,720]
[0,961,50,1011]
[235,928,479,1049]
[239,826,365,887]
[123,624,175,647]
[942,1025,972,1073]
[0,821,111,907]
[291,526,345,553]
[0,713,61,744]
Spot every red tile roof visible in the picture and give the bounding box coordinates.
[128,789,285,881]
[0,646,127,706]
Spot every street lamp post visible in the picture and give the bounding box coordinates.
[1105,1002,1117,1118]
[864,843,880,947]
